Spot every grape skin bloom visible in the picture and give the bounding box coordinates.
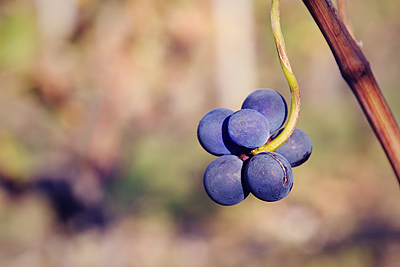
[244,152,293,202]
[227,109,270,149]
[274,128,312,167]
[203,155,249,206]
[197,108,234,156]
[241,88,287,133]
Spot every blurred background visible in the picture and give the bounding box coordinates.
[0,0,400,266]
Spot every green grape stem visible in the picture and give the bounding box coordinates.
[253,0,301,155]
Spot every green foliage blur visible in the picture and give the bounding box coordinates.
[0,0,400,266]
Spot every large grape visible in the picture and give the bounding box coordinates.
[203,155,249,206]
[274,128,312,167]
[244,152,293,202]
[226,109,270,149]
[241,88,287,133]
[197,108,234,156]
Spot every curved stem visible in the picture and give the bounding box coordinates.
[253,0,301,154]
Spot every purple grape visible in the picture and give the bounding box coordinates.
[226,109,270,149]
[273,128,312,167]
[197,108,234,156]
[244,152,293,202]
[241,88,287,133]
[203,155,249,206]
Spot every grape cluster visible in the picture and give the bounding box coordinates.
[197,88,312,206]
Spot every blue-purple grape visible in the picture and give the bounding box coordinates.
[241,88,287,133]
[203,155,249,206]
[197,108,234,156]
[274,128,312,167]
[244,152,293,202]
[226,109,270,149]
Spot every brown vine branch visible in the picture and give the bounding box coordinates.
[302,0,400,184]
[337,0,355,39]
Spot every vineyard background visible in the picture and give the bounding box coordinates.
[1,0,400,266]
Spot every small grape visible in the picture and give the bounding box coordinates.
[226,109,270,149]
[244,152,293,202]
[203,155,249,206]
[197,108,234,156]
[273,128,312,167]
[241,88,287,133]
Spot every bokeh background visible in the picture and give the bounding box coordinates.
[1,0,400,266]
